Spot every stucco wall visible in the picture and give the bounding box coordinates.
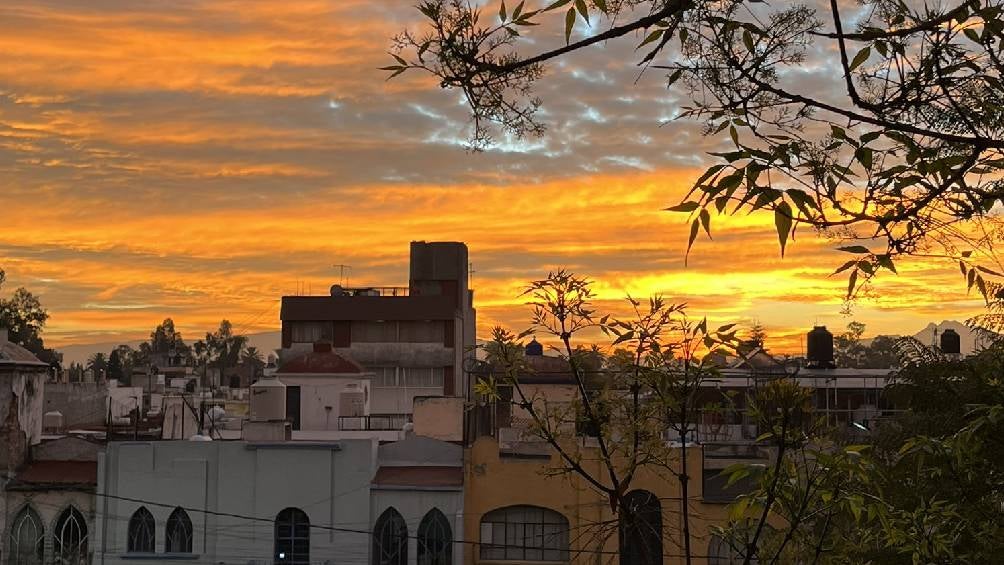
[412,397,463,441]
[3,489,96,565]
[278,375,370,430]
[370,489,464,565]
[463,437,731,565]
[97,440,379,565]
[0,367,46,470]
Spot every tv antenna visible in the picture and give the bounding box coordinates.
[333,264,352,287]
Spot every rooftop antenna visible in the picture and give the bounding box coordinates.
[468,262,476,288]
[333,264,352,287]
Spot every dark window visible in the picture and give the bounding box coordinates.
[417,509,452,565]
[274,508,310,565]
[479,505,569,562]
[165,508,193,553]
[703,468,757,503]
[53,506,88,565]
[619,490,662,565]
[8,505,44,565]
[285,386,301,430]
[127,507,156,553]
[352,321,397,343]
[372,508,407,565]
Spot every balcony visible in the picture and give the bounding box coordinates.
[337,414,412,431]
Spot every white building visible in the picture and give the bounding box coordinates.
[95,434,464,565]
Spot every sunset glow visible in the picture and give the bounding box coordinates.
[0,0,985,352]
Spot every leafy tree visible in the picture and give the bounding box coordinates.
[107,349,124,382]
[477,271,743,564]
[834,321,903,368]
[205,320,247,387]
[388,0,1004,301]
[0,268,61,368]
[747,321,767,351]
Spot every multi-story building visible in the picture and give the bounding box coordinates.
[280,242,476,430]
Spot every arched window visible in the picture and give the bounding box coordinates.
[8,505,44,565]
[274,508,310,565]
[479,505,569,562]
[372,507,407,565]
[417,509,451,565]
[53,506,88,565]
[708,534,749,565]
[165,508,193,553]
[619,490,662,565]
[127,507,155,553]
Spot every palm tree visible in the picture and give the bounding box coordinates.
[87,352,108,381]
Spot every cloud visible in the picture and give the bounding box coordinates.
[0,0,985,351]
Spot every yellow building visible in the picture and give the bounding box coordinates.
[463,436,740,565]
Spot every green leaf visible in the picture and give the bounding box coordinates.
[594,0,608,13]
[499,0,507,21]
[543,0,572,10]
[575,0,589,22]
[855,146,873,169]
[838,246,871,254]
[564,7,576,44]
[512,1,524,20]
[666,201,699,213]
[833,260,857,275]
[638,29,665,49]
[700,208,712,238]
[743,29,754,52]
[849,46,871,72]
[847,269,858,299]
[774,202,793,257]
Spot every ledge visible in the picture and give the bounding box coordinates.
[120,553,200,560]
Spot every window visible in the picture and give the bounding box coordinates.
[402,367,444,388]
[372,508,407,565]
[479,505,569,562]
[165,508,193,553]
[290,322,330,344]
[127,507,156,553]
[8,505,44,565]
[398,321,442,343]
[352,321,397,343]
[619,490,662,565]
[274,508,310,565]
[53,506,88,565]
[417,509,452,565]
[708,535,749,565]
[372,367,398,388]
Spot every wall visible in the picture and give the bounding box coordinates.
[3,489,96,565]
[463,437,731,565]
[44,382,108,428]
[370,490,464,565]
[412,397,463,442]
[0,367,46,471]
[97,440,378,565]
[278,375,370,430]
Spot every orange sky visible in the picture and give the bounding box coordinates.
[0,1,987,353]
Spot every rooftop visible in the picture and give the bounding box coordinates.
[6,460,98,491]
[276,345,366,375]
[0,330,48,368]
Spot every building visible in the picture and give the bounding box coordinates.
[3,436,100,565]
[1,328,49,472]
[96,433,464,565]
[280,242,476,430]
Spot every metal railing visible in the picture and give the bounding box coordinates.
[337,414,411,431]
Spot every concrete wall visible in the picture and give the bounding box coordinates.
[44,382,108,428]
[3,489,96,565]
[279,375,370,430]
[0,367,46,471]
[370,489,464,565]
[97,440,379,565]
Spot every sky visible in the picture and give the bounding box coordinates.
[0,0,987,353]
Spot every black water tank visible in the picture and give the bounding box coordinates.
[525,338,543,356]
[940,328,961,354]
[806,326,835,368]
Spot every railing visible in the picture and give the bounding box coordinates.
[333,286,410,297]
[337,414,412,431]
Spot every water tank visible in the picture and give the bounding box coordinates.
[330,284,345,296]
[525,338,544,356]
[806,326,835,368]
[43,411,64,434]
[940,328,961,355]
[250,374,286,422]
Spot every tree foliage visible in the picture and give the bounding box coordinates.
[389,0,1004,303]
[0,268,61,367]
